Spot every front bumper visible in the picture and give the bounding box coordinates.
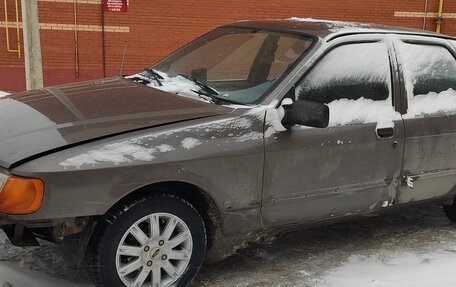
[0,216,89,246]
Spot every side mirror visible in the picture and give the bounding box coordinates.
[282,100,329,128]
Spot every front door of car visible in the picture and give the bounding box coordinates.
[394,38,456,203]
[261,40,405,227]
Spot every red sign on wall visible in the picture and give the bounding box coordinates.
[103,0,127,12]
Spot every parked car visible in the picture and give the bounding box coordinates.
[0,18,455,287]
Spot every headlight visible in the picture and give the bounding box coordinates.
[0,173,44,215]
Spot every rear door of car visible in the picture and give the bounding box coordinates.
[393,36,456,203]
[261,35,405,227]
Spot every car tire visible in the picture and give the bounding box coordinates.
[89,194,207,287]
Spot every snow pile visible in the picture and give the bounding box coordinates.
[286,17,372,32]
[298,43,390,95]
[180,137,202,150]
[0,91,9,98]
[264,106,286,138]
[126,72,207,102]
[264,98,292,138]
[59,140,175,168]
[0,263,89,287]
[297,42,400,127]
[319,249,456,287]
[235,131,263,143]
[328,98,400,126]
[405,88,456,119]
[59,113,264,168]
[396,42,456,118]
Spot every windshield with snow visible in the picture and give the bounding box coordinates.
[143,28,313,105]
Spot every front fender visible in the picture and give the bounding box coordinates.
[8,111,266,236]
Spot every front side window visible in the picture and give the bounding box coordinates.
[396,42,456,118]
[296,42,399,126]
[150,28,313,104]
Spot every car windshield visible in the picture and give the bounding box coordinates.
[141,28,314,105]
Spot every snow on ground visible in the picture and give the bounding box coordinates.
[192,204,456,287]
[0,262,91,287]
[0,91,9,98]
[0,232,90,286]
[1,204,455,286]
[320,250,456,287]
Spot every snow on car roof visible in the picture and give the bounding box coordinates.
[227,18,456,41]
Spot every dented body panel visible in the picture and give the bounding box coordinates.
[394,35,456,204]
[9,109,266,236]
[262,121,405,227]
[0,20,455,257]
[397,113,456,203]
[0,77,230,168]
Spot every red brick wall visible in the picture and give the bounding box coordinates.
[0,0,454,91]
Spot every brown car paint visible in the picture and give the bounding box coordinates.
[0,20,455,262]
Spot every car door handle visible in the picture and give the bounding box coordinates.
[376,127,394,138]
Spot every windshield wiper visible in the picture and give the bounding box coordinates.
[140,68,164,86]
[177,73,237,104]
[178,74,220,96]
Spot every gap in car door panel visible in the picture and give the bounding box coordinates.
[394,40,456,204]
[262,41,405,227]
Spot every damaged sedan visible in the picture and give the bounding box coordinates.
[0,18,455,287]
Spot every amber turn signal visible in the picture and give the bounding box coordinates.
[0,176,44,215]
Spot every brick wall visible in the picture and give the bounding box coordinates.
[0,0,454,91]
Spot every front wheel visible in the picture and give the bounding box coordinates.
[90,195,207,287]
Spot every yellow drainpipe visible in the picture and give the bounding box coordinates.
[436,0,444,33]
[3,0,21,59]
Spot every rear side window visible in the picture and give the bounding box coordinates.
[296,42,399,127]
[396,42,456,118]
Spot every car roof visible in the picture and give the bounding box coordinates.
[226,18,456,42]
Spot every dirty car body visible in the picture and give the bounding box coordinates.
[0,18,456,286]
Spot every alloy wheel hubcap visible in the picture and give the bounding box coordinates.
[115,212,193,287]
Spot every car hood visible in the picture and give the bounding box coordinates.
[0,77,231,168]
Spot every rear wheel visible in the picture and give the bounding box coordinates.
[90,195,207,287]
